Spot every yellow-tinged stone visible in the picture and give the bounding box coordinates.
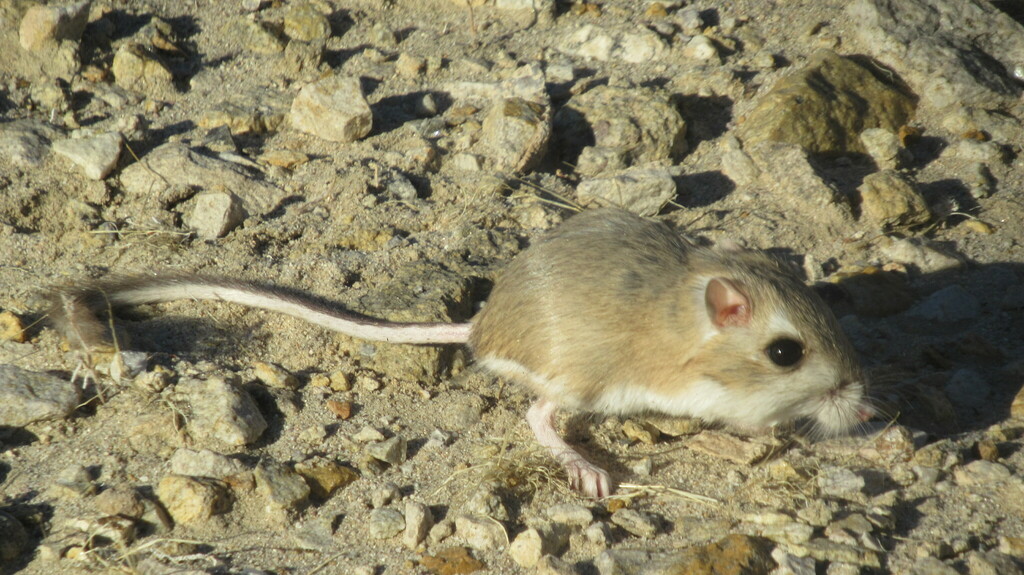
[0,311,26,342]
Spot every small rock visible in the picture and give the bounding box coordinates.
[546,503,594,526]
[683,34,719,61]
[860,128,902,169]
[621,419,661,445]
[94,486,146,518]
[120,142,286,216]
[464,483,509,521]
[857,170,931,231]
[644,415,703,436]
[254,461,311,510]
[913,466,942,487]
[234,18,285,54]
[966,551,1021,575]
[112,43,175,96]
[610,508,659,539]
[277,37,325,81]
[424,429,455,450]
[353,426,386,443]
[860,424,916,464]
[790,538,881,567]
[284,2,331,42]
[0,119,59,168]
[396,53,426,77]
[878,237,964,274]
[772,548,817,575]
[554,84,686,176]
[559,24,668,63]
[294,460,359,499]
[828,562,864,575]
[0,311,26,343]
[199,100,288,135]
[906,286,981,324]
[0,364,81,427]
[187,190,246,239]
[596,535,775,574]
[366,436,408,465]
[509,524,570,569]
[370,482,402,508]
[999,537,1024,558]
[50,464,98,500]
[419,546,485,575]
[797,500,835,527]
[535,554,576,575]
[0,511,28,562]
[456,514,508,552]
[677,8,704,33]
[169,448,247,478]
[368,508,405,539]
[450,153,484,171]
[52,132,123,180]
[759,522,816,545]
[176,376,267,447]
[328,371,352,391]
[912,557,959,575]
[585,521,613,547]
[428,519,456,545]
[403,501,433,549]
[944,369,990,410]
[290,75,372,142]
[67,515,137,547]
[260,150,309,169]
[743,141,849,216]
[828,514,874,536]
[977,439,1000,462]
[687,430,772,464]
[478,97,551,174]
[156,475,232,525]
[817,467,865,497]
[325,399,353,419]
[954,460,1012,486]
[576,166,677,217]
[252,361,300,389]
[944,139,1006,163]
[292,518,336,551]
[19,0,90,51]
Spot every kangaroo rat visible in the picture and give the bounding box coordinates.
[49,208,871,498]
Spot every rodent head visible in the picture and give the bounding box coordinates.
[687,251,871,436]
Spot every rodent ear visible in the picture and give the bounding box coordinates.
[705,278,751,328]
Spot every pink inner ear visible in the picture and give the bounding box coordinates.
[706,278,751,328]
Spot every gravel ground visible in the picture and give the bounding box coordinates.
[2,0,1024,573]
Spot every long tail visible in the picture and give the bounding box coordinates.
[47,274,474,350]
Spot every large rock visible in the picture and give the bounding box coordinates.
[52,132,123,180]
[0,120,60,168]
[857,170,931,231]
[477,97,550,174]
[736,50,916,155]
[848,0,1024,110]
[0,365,81,427]
[112,43,176,97]
[576,166,677,216]
[290,75,372,142]
[19,1,90,52]
[558,24,668,63]
[119,142,286,216]
[554,85,686,176]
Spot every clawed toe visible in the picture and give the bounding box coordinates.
[565,459,613,498]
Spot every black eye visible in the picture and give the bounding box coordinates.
[766,338,805,367]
